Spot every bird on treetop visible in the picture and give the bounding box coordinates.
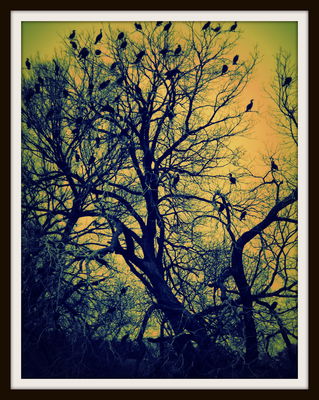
[69,30,76,40]
[245,99,254,112]
[229,173,236,184]
[156,21,163,27]
[120,40,128,49]
[233,54,239,65]
[282,76,292,87]
[79,47,89,60]
[221,64,228,75]
[25,58,31,70]
[135,22,142,31]
[117,32,125,40]
[163,21,172,32]
[213,25,221,33]
[174,44,182,55]
[70,41,77,50]
[271,158,279,171]
[95,28,103,45]
[240,210,247,221]
[230,22,237,32]
[202,21,211,31]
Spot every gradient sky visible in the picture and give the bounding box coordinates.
[21,21,297,163]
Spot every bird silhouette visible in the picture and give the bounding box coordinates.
[174,44,182,55]
[282,76,292,87]
[101,102,115,114]
[79,47,89,60]
[70,41,77,50]
[172,173,180,188]
[95,29,103,44]
[89,155,96,165]
[163,22,172,32]
[232,54,239,65]
[271,158,279,171]
[229,173,236,184]
[202,21,211,31]
[136,50,146,59]
[218,203,225,213]
[99,80,110,90]
[110,61,119,70]
[135,23,142,31]
[229,22,237,32]
[213,25,221,33]
[63,89,69,98]
[240,210,247,220]
[117,32,125,40]
[75,152,80,162]
[156,21,163,27]
[221,64,228,75]
[120,40,127,49]
[270,301,278,310]
[165,68,181,80]
[25,58,31,70]
[245,99,254,112]
[95,49,102,55]
[159,48,169,57]
[68,30,76,40]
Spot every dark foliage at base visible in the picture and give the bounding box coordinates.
[22,329,297,379]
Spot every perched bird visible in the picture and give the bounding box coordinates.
[218,203,225,213]
[117,32,125,40]
[156,21,163,27]
[282,76,292,87]
[94,28,103,45]
[229,173,236,184]
[25,58,31,70]
[163,21,172,32]
[174,44,182,56]
[202,21,211,31]
[229,22,237,32]
[89,155,96,165]
[98,80,110,90]
[68,30,76,40]
[70,41,77,50]
[110,61,119,70]
[221,64,228,75]
[95,137,101,148]
[136,50,146,59]
[172,173,180,188]
[63,89,69,98]
[271,158,279,171]
[79,47,89,60]
[240,210,247,221]
[135,22,142,31]
[232,54,239,65]
[95,49,102,55]
[270,301,278,310]
[245,99,254,112]
[101,102,115,114]
[120,40,127,49]
[75,152,80,162]
[165,67,181,80]
[213,25,221,33]
[159,47,169,57]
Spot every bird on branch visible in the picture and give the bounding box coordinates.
[68,30,76,40]
[117,32,125,40]
[240,210,247,220]
[221,64,228,75]
[229,173,236,184]
[271,158,279,171]
[79,47,89,60]
[25,58,31,70]
[233,54,239,65]
[229,22,237,32]
[172,173,180,188]
[95,28,103,45]
[70,41,77,50]
[245,99,254,112]
[282,76,292,87]
[202,21,211,31]
[163,21,172,32]
[135,23,142,31]
[174,44,182,56]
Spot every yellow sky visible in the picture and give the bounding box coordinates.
[22,21,297,163]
